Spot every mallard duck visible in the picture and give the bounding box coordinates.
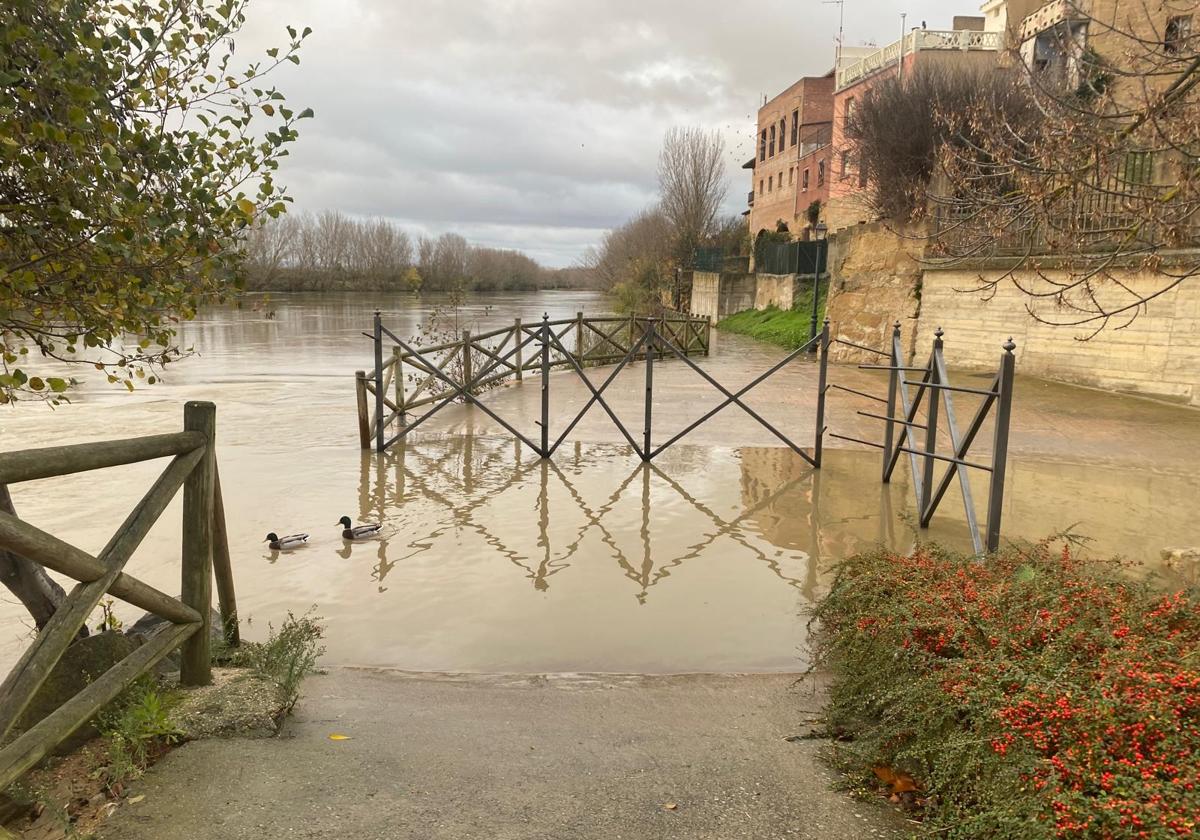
[338,516,382,540]
[265,532,309,550]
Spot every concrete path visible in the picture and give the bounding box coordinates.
[97,669,907,840]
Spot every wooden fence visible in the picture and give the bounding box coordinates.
[355,312,711,450]
[0,402,237,790]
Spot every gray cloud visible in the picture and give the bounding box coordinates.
[240,0,965,266]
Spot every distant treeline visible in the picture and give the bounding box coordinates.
[241,210,598,292]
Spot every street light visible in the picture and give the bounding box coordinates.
[809,222,829,351]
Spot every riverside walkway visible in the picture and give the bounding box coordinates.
[98,670,907,840]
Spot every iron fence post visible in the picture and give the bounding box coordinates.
[920,328,943,521]
[814,319,830,468]
[809,238,827,352]
[373,310,385,453]
[643,321,655,461]
[985,338,1016,553]
[540,313,550,458]
[882,321,900,482]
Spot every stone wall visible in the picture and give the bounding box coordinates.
[820,220,1200,406]
[918,265,1200,405]
[824,222,924,362]
[755,274,798,310]
[689,271,758,323]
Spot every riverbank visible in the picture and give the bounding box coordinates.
[94,669,909,840]
[717,301,827,350]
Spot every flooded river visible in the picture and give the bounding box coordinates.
[2,291,1198,673]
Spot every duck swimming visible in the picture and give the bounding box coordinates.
[265,532,309,550]
[338,516,382,540]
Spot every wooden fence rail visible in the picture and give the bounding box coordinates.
[0,402,237,790]
[355,312,712,449]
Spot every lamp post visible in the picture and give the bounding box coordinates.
[809,222,829,352]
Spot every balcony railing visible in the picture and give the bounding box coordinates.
[836,29,1004,90]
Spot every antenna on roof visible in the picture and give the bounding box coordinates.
[822,0,846,69]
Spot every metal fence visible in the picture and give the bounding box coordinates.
[755,240,825,276]
[827,326,1016,554]
[358,312,829,465]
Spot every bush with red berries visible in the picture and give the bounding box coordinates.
[813,541,1200,838]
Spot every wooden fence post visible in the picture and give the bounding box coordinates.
[355,371,370,450]
[211,462,239,647]
[462,330,473,389]
[514,318,524,381]
[575,311,584,363]
[180,401,215,687]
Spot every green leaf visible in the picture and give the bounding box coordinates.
[47,377,69,393]
[28,376,45,391]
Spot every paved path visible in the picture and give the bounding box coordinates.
[98,669,907,840]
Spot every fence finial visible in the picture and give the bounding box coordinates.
[935,326,945,341]
[1003,337,1017,353]
[892,320,902,337]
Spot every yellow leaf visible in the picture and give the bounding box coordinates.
[328,733,351,741]
[236,198,256,217]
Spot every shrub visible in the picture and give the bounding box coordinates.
[97,677,181,790]
[227,610,325,714]
[812,541,1200,838]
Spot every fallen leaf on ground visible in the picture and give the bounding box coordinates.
[128,795,145,804]
[872,765,919,794]
[328,733,351,741]
[663,803,678,811]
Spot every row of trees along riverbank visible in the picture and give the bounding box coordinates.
[242,210,597,292]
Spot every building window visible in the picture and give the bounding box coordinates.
[859,156,868,188]
[788,168,794,186]
[769,126,776,157]
[791,110,799,146]
[817,160,826,186]
[759,179,764,196]
[768,175,773,192]
[779,118,786,150]
[1166,15,1192,53]
[802,168,810,191]
[845,96,856,123]
[759,130,767,162]
[841,151,850,177]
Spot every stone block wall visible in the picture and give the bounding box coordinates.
[755,274,798,310]
[689,272,758,323]
[918,266,1200,405]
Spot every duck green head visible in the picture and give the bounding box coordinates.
[337,516,352,528]
[265,532,279,543]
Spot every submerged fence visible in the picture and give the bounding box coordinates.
[828,326,1016,554]
[353,311,1017,554]
[355,312,712,452]
[0,402,238,790]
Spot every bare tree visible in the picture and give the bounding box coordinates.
[657,126,728,266]
[929,0,1200,332]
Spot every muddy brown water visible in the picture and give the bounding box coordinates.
[2,291,1198,673]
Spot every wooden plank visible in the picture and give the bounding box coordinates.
[0,446,204,740]
[180,402,215,687]
[211,462,239,647]
[0,432,205,485]
[355,371,371,449]
[0,513,200,625]
[0,621,198,790]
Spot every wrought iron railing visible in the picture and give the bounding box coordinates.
[836,29,1004,90]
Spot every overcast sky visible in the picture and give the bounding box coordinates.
[241,0,965,267]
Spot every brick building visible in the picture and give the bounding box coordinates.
[745,74,835,243]
[824,15,1006,231]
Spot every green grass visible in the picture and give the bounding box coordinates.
[717,295,827,350]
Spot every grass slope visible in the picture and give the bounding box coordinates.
[717,300,826,350]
